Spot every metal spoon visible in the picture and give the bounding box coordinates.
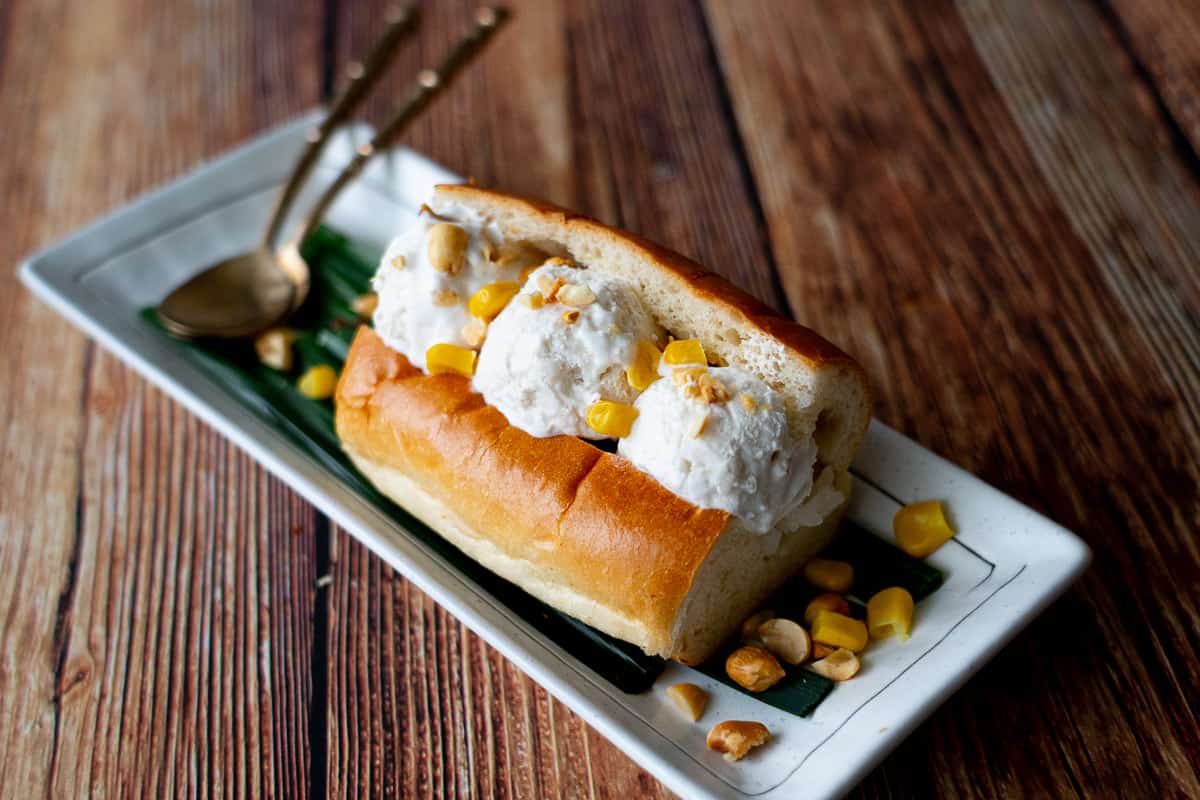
[271,7,511,306]
[157,5,421,340]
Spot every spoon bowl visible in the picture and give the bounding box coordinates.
[157,249,298,339]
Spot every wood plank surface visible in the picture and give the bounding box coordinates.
[705,0,1200,796]
[2,0,1200,797]
[0,0,323,796]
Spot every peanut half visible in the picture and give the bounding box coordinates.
[666,683,709,722]
[707,721,770,762]
[809,648,861,681]
[426,223,469,274]
[758,618,811,665]
[725,646,785,692]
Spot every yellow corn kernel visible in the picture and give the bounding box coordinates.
[867,587,914,641]
[297,364,338,400]
[468,281,521,321]
[894,500,955,558]
[663,338,706,366]
[802,558,854,593]
[803,593,851,625]
[586,400,639,438]
[425,343,477,378]
[626,340,663,391]
[810,610,869,652]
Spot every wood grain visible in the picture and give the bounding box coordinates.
[3,0,1200,797]
[705,0,1200,795]
[0,0,323,796]
[1104,0,1200,157]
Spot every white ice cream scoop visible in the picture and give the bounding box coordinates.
[473,262,662,438]
[371,204,542,370]
[619,365,834,533]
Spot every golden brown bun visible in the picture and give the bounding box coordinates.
[336,185,870,662]
[337,328,846,662]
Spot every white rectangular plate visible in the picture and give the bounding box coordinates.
[20,112,1090,800]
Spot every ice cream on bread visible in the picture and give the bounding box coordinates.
[336,184,871,663]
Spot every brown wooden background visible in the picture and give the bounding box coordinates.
[3,0,1199,797]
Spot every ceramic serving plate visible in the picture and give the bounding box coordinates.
[20,111,1090,800]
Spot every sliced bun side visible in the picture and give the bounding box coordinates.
[432,183,872,471]
[669,469,850,663]
[338,328,741,658]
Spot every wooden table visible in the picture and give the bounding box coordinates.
[3,0,1199,796]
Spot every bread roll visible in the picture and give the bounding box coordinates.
[335,185,870,663]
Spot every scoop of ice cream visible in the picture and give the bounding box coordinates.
[371,204,544,370]
[618,365,833,533]
[473,263,662,438]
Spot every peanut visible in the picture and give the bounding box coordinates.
[725,646,785,693]
[706,721,770,762]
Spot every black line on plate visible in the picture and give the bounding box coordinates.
[851,466,998,580]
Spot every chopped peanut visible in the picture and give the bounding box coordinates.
[461,318,488,348]
[561,309,581,324]
[297,364,338,400]
[802,558,854,593]
[535,274,565,301]
[585,400,639,438]
[803,593,852,625]
[894,500,955,558]
[811,610,869,652]
[666,683,709,722]
[426,223,469,274]
[425,343,477,378]
[739,608,775,645]
[809,648,860,681]
[351,292,378,317]
[688,414,709,438]
[758,618,811,665]
[707,721,770,762]
[480,232,498,263]
[867,587,915,641]
[725,646,785,692]
[739,393,756,412]
[663,338,706,366]
[625,340,662,391]
[254,328,296,372]
[431,289,460,307]
[518,291,545,310]
[557,283,596,307]
[672,366,707,386]
[673,367,731,404]
[543,256,574,268]
[390,254,406,269]
[468,281,521,321]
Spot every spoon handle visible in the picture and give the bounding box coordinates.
[261,4,420,251]
[289,7,511,248]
